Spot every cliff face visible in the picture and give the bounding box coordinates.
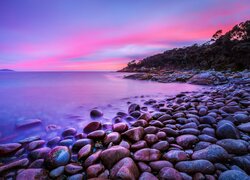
[120,20,250,72]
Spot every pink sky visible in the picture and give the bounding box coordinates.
[0,0,249,71]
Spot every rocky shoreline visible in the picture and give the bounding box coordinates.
[123,70,250,86]
[0,79,250,179]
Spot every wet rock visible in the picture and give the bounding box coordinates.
[19,136,41,144]
[217,139,248,155]
[216,122,240,139]
[122,127,144,142]
[218,170,249,180]
[156,131,167,139]
[29,159,44,168]
[132,119,148,127]
[139,113,152,121]
[158,167,182,180]
[234,114,249,124]
[62,128,77,137]
[0,158,29,174]
[103,132,121,145]
[0,143,22,156]
[145,126,158,134]
[163,150,188,162]
[84,150,102,167]
[144,134,158,145]
[90,109,103,118]
[200,115,216,124]
[59,139,74,147]
[131,140,148,151]
[15,118,42,129]
[149,160,173,172]
[29,147,51,160]
[16,168,48,180]
[46,146,71,169]
[133,148,161,161]
[72,139,94,152]
[158,114,172,121]
[198,134,217,143]
[149,120,164,127]
[119,140,130,149]
[83,121,101,134]
[87,130,106,140]
[78,144,92,160]
[65,163,83,174]
[192,144,229,162]
[152,141,169,151]
[152,112,165,119]
[238,122,250,133]
[28,140,45,151]
[130,111,141,118]
[128,103,140,114]
[49,166,65,178]
[100,145,130,169]
[138,162,151,172]
[86,163,105,178]
[231,155,250,173]
[139,172,158,180]
[176,134,199,149]
[68,174,83,180]
[113,123,128,133]
[175,160,215,174]
[161,127,179,137]
[221,106,241,113]
[194,141,211,151]
[47,136,61,148]
[110,157,139,180]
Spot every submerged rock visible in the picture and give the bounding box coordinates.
[15,118,42,129]
[90,109,103,118]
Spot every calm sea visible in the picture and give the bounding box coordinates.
[0,71,202,142]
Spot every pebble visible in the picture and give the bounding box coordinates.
[133,148,161,161]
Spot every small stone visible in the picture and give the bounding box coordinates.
[103,132,121,145]
[113,123,128,133]
[216,122,240,139]
[176,134,199,149]
[72,139,94,152]
[100,146,130,169]
[138,162,151,172]
[29,159,44,168]
[0,158,29,174]
[175,160,215,174]
[122,127,144,142]
[144,134,158,145]
[151,141,169,151]
[139,172,158,180]
[218,170,249,180]
[29,147,51,160]
[49,166,65,178]
[90,109,103,118]
[65,163,83,174]
[78,144,92,160]
[158,167,182,180]
[192,144,229,162]
[46,146,71,169]
[84,150,102,167]
[131,140,148,151]
[200,115,216,124]
[28,140,45,151]
[163,150,188,163]
[16,168,48,180]
[110,157,139,180]
[238,122,250,133]
[0,143,22,156]
[133,148,161,161]
[83,121,101,134]
[149,160,173,172]
[217,139,248,155]
[87,130,106,139]
[62,128,77,137]
[86,163,105,178]
[128,103,140,114]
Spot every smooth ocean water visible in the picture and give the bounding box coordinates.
[0,71,202,142]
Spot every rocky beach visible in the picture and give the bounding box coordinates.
[0,73,250,179]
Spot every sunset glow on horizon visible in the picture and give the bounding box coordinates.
[0,0,250,71]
